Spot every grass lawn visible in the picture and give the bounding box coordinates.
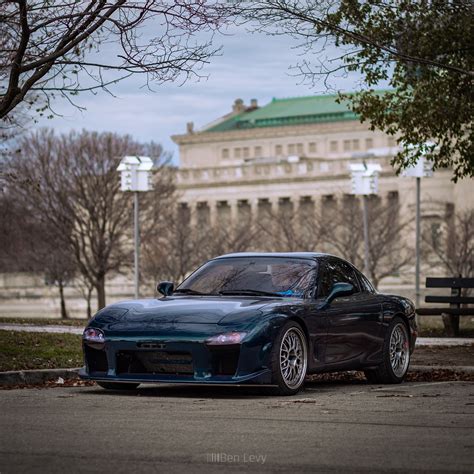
[0,317,87,327]
[0,330,83,371]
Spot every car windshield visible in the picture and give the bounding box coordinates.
[176,257,317,298]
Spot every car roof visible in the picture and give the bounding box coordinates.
[213,252,330,261]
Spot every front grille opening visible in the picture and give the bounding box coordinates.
[209,345,240,376]
[84,345,108,373]
[116,351,194,376]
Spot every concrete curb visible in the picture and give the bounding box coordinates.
[0,367,81,386]
[410,365,474,374]
[1,365,473,387]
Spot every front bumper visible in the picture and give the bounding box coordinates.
[80,336,273,385]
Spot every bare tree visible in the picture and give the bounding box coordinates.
[74,274,95,320]
[255,202,325,252]
[328,195,413,288]
[257,195,413,288]
[423,208,474,335]
[142,202,261,286]
[0,1,234,119]
[206,217,260,258]
[42,242,77,319]
[0,187,76,318]
[5,128,169,310]
[142,205,208,285]
[321,195,362,266]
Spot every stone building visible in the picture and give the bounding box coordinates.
[171,93,473,303]
[172,94,472,228]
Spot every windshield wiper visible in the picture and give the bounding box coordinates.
[219,289,283,297]
[173,288,213,296]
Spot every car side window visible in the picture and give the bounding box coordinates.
[317,261,333,298]
[317,259,360,297]
[318,259,360,298]
[357,270,376,293]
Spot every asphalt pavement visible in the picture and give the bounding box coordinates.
[1,380,473,473]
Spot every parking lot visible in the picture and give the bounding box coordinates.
[1,380,473,473]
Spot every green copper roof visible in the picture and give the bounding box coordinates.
[204,94,358,132]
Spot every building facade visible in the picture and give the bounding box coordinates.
[172,95,472,230]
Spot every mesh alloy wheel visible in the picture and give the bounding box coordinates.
[279,326,308,391]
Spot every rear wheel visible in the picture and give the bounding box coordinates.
[365,317,410,384]
[270,321,308,395]
[97,382,140,390]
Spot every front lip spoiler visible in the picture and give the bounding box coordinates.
[79,367,272,386]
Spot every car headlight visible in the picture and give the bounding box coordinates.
[83,327,105,349]
[205,331,247,345]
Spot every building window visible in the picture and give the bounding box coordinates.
[309,142,317,153]
[296,143,304,155]
[352,139,360,151]
[365,138,373,150]
[254,146,262,157]
[275,144,283,156]
[234,148,241,158]
[243,147,250,158]
[222,148,229,159]
[288,144,296,155]
[330,140,338,152]
[343,140,351,152]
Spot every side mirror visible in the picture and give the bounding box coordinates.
[157,281,174,297]
[318,282,354,310]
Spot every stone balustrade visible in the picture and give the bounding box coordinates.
[177,156,394,187]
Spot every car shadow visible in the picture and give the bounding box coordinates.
[81,383,278,399]
[80,373,369,399]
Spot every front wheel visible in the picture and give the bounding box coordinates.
[97,382,140,390]
[270,321,308,395]
[365,317,410,384]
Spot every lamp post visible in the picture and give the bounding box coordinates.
[402,155,433,315]
[349,160,382,281]
[117,156,153,299]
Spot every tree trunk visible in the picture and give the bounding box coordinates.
[86,286,92,319]
[96,276,106,310]
[441,314,460,337]
[58,280,68,319]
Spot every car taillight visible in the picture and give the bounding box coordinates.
[205,332,247,345]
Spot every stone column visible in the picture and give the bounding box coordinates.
[229,200,238,226]
[188,202,197,227]
[249,199,258,225]
[209,201,217,227]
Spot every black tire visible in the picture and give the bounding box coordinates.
[269,321,308,396]
[365,316,410,384]
[97,382,140,390]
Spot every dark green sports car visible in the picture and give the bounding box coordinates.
[80,252,417,395]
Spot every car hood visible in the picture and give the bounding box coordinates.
[91,295,295,330]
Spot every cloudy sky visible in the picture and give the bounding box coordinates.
[34,25,365,163]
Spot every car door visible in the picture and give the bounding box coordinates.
[318,258,383,368]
